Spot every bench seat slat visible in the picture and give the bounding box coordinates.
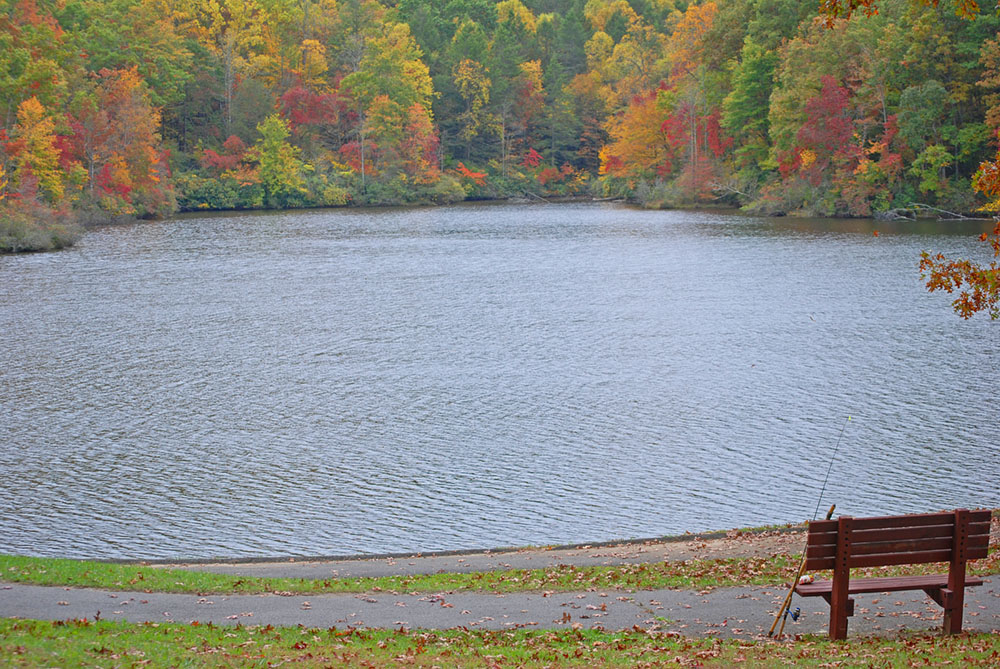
[808,537,953,559]
[969,531,992,547]
[809,511,990,535]
[849,549,954,568]
[804,555,835,570]
[806,549,964,569]
[969,520,992,536]
[851,513,958,531]
[796,573,984,597]
[806,530,838,546]
[806,544,836,559]
[850,524,989,545]
[852,525,953,542]
[966,544,991,559]
[967,510,992,523]
[805,533,989,563]
[852,510,992,531]
[808,519,838,533]
[805,545,988,570]
[851,537,954,555]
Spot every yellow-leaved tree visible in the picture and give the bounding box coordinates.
[11,96,65,204]
[341,20,434,187]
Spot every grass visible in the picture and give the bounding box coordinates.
[1,540,996,596]
[0,553,805,595]
[2,618,1000,667]
[2,518,997,666]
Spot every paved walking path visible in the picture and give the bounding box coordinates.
[3,529,999,639]
[2,579,998,639]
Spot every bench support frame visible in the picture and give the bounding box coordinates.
[830,516,852,640]
[793,509,989,641]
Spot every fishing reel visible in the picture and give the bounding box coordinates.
[783,606,801,622]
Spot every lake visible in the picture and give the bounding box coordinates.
[1,202,997,560]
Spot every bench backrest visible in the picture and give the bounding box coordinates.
[804,509,991,571]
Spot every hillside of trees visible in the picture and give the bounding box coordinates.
[4,0,1000,251]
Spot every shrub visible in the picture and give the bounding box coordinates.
[746,177,835,217]
[424,174,466,204]
[0,200,82,253]
[598,174,636,200]
[174,174,239,211]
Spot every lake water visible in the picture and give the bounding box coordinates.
[1,202,997,560]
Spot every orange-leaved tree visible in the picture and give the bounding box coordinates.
[818,0,981,22]
[89,68,172,217]
[919,150,1000,319]
[600,87,683,181]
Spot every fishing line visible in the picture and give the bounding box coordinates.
[810,415,851,522]
[769,415,852,638]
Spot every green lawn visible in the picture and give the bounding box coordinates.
[0,553,806,595]
[2,545,996,596]
[3,521,997,667]
[3,618,999,667]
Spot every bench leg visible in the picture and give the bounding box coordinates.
[828,596,852,640]
[924,587,963,633]
[942,588,964,635]
[944,509,970,635]
[829,517,852,640]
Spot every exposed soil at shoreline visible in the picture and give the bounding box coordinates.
[154,526,816,580]
[155,513,998,581]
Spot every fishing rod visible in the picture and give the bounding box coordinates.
[768,416,852,638]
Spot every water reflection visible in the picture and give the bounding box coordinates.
[0,203,997,559]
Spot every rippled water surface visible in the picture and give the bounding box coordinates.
[1,203,998,559]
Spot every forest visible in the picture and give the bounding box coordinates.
[4,0,1000,252]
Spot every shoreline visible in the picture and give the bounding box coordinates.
[11,196,989,255]
[23,508,999,567]
[102,523,806,567]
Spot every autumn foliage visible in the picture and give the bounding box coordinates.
[920,222,1000,319]
[455,162,487,187]
[919,146,1000,319]
[3,0,1000,263]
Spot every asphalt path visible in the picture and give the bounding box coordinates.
[2,579,998,639]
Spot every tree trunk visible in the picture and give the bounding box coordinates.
[223,34,235,136]
[360,117,366,193]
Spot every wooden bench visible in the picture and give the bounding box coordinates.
[794,509,991,639]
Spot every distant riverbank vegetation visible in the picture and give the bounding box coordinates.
[4,0,1000,252]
